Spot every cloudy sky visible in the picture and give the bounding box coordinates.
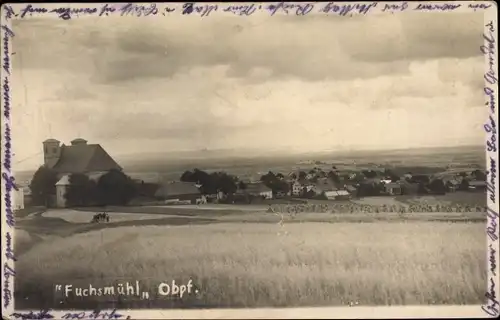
[11,10,486,170]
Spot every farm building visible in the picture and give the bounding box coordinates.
[344,185,358,194]
[312,179,338,196]
[154,181,205,204]
[42,138,122,208]
[325,190,352,201]
[444,179,460,192]
[243,182,273,199]
[290,180,304,196]
[400,180,420,195]
[384,182,402,195]
[468,180,487,192]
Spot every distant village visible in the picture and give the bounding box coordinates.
[12,138,488,210]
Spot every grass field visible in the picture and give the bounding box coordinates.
[15,219,486,309]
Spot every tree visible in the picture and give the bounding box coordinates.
[298,171,307,180]
[472,169,486,181]
[362,170,378,179]
[289,172,297,180]
[29,166,58,206]
[212,172,237,194]
[260,171,289,194]
[428,178,446,195]
[459,179,470,191]
[238,181,247,190]
[65,173,97,207]
[276,173,285,180]
[274,180,290,194]
[260,171,276,187]
[180,170,194,182]
[96,169,137,206]
[182,168,238,195]
[328,170,341,184]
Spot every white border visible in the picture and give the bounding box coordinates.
[1,2,498,319]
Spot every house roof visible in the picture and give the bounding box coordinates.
[446,179,460,185]
[469,180,486,187]
[314,179,337,192]
[244,182,272,194]
[335,190,350,196]
[362,178,382,185]
[345,185,357,192]
[50,144,122,174]
[155,181,201,198]
[385,182,401,188]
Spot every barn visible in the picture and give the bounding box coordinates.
[154,181,205,204]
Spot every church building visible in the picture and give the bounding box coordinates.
[43,138,122,207]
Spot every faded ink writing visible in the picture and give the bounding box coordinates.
[319,2,378,16]
[267,2,314,16]
[61,309,131,320]
[381,2,408,13]
[484,115,497,153]
[4,2,497,20]
[487,207,499,242]
[482,277,500,317]
[5,231,16,261]
[490,244,497,277]
[223,4,259,16]
[3,263,15,308]
[2,13,16,312]
[182,2,218,17]
[413,3,461,11]
[10,310,54,320]
[488,157,497,203]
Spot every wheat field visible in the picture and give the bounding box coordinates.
[16,221,486,308]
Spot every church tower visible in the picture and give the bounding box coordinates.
[43,138,62,168]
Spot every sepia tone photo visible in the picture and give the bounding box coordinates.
[3,2,495,316]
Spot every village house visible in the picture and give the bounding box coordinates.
[290,180,303,196]
[384,182,402,195]
[311,178,337,197]
[330,190,352,201]
[468,180,487,192]
[154,181,206,204]
[344,184,358,195]
[42,138,123,208]
[444,178,460,192]
[244,182,273,199]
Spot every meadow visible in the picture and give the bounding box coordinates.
[15,218,486,309]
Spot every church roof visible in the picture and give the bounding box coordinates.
[49,144,122,174]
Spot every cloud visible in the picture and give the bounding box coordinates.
[13,12,483,85]
[339,12,484,62]
[10,12,486,170]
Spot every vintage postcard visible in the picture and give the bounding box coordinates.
[1,1,498,319]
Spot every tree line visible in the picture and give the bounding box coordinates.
[180,169,238,194]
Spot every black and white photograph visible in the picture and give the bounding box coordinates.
[2,1,498,318]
